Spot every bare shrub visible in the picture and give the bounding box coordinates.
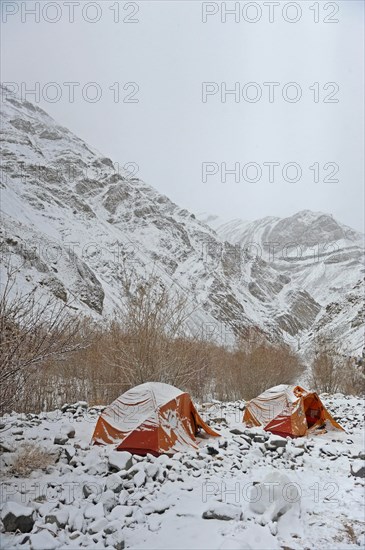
[0,267,92,414]
[0,267,307,412]
[309,336,342,394]
[309,335,365,396]
[105,272,203,389]
[340,356,365,396]
[9,443,55,477]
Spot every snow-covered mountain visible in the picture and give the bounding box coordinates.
[200,212,364,355]
[1,85,363,354]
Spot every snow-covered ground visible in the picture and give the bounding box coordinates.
[0,395,364,550]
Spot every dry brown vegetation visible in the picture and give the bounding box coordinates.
[10,269,363,414]
[9,443,55,477]
[309,335,365,395]
[0,267,91,414]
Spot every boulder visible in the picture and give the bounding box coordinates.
[82,482,102,499]
[106,530,125,550]
[249,471,300,524]
[63,446,76,463]
[265,435,287,450]
[350,460,365,478]
[1,502,35,533]
[29,531,60,550]
[45,508,69,529]
[106,473,124,493]
[108,451,133,472]
[61,425,75,438]
[202,502,243,521]
[108,505,134,521]
[143,500,171,515]
[54,435,68,445]
[99,489,117,513]
[133,470,146,488]
[0,441,15,453]
[88,517,108,534]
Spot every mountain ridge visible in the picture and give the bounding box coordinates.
[1,85,363,355]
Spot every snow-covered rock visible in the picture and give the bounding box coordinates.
[350,459,365,478]
[45,508,69,529]
[0,393,363,549]
[108,451,133,472]
[202,502,243,521]
[249,471,301,525]
[29,531,60,550]
[1,502,35,533]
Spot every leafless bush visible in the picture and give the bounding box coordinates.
[309,336,342,394]
[0,267,91,414]
[9,443,55,477]
[211,340,302,401]
[1,267,336,413]
[310,336,365,395]
[105,272,204,389]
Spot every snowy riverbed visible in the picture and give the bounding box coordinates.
[0,394,364,549]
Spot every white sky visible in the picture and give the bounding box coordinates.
[1,0,364,231]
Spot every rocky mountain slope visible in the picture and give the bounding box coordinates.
[200,212,364,355]
[0,85,363,354]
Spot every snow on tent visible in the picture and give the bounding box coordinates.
[243,384,344,437]
[92,382,219,455]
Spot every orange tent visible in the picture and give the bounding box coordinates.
[243,384,344,437]
[92,382,219,456]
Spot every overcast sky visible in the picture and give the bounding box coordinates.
[1,0,364,231]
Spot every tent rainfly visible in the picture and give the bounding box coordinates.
[92,382,219,456]
[243,384,344,437]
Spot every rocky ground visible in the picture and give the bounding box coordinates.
[0,394,364,549]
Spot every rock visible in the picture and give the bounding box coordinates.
[145,463,160,480]
[253,435,267,443]
[143,500,171,515]
[265,435,287,450]
[118,490,129,505]
[288,446,305,458]
[82,482,102,498]
[351,460,365,478]
[133,470,146,488]
[104,519,123,534]
[250,471,300,524]
[320,444,338,457]
[88,517,108,534]
[0,441,15,453]
[99,489,117,513]
[61,425,75,438]
[29,531,60,550]
[202,502,243,521]
[106,530,125,550]
[229,426,246,435]
[106,473,124,493]
[45,508,69,529]
[63,446,76,463]
[69,530,82,540]
[206,446,219,456]
[54,435,68,445]
[69,510,84,532]
[1,502,35,533]
[108,505,134,521]
[84,502,104,520]
[108,451,133,472]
